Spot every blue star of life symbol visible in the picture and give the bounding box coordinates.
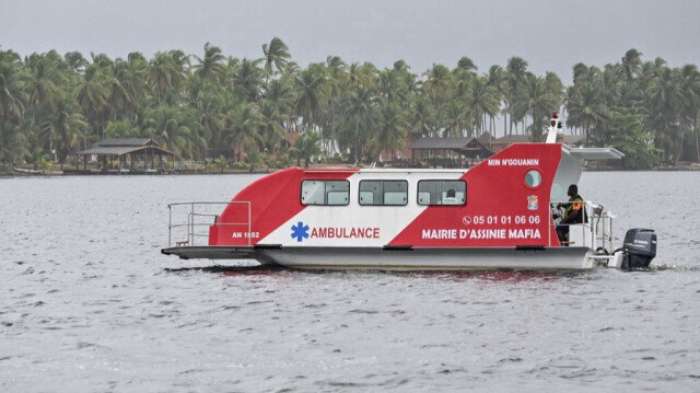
[291,221,310,242]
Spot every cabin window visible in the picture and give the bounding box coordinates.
[417,180,466,206]
[359,180,408,206]
[525,170,542,188]
[301,180,350,206]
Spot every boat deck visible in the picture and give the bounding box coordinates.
[161,246,256,260]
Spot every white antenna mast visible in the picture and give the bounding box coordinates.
[545,112,562,144]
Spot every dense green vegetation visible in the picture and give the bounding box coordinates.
[1,40,699,171]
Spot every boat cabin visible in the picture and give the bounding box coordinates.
[206,142,614,251]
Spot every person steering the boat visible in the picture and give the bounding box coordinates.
[556,184,585,245]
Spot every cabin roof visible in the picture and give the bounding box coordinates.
[77,138,174,156]
[303,167,468,175]
[569,146,625,160]
[95,138,155,147]
[358,168,467,173]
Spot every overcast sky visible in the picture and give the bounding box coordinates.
[1,0,699,81]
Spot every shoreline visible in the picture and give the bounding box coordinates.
[0,169,273,177]
[3,166,700,178]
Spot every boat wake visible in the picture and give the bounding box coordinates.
[164,264,284,274]
[647,263,700,272]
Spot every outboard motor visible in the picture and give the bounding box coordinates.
[620,228,657,269]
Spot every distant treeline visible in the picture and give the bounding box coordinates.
[1,39,699,170]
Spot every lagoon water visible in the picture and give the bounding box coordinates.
[1,172,699,392]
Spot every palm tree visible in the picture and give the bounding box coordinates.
[193,86,226,154]
[143,105,200,159]
[373,99,408,161]
[234,58,263,102]
[679,65,700,161]
[262,37,291,86]
[621,49,642,81]
[486,65,505,135]
[0,51,25,125]
[422,64,452,133]
[290,130,321,167]
[0,50,27,165]
[320,56,348,143]
[25,53,61,114]
[224,102,264,162]
[566,70,607,143]
[148,51,187,104]
[265,77,295,110]
[148,52,175,104]
[423,64,452,101]
[442,99,469,137]
[523,73,561,139]
[295,66,326,129]
[106,60,132,121]
[78,65,109,138]
[52,99,87,167]
[648,67,685,162]
[572,63,589,84]
[194,42,225,82]
[338,87,377,163]
[119,52,149,123]
[505,56,529,134]
[259,100,287,153]
[451,66,473,133]
[456,56,478,73]
[64,51,88,73]
[466,75,500,135]
[410,95,436,137]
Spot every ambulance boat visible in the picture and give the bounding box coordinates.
[162,115,657,271]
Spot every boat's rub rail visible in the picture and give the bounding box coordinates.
[383,244,413,251]
[253,244,282,249]
[515,245,547,251]
[160,244,588,260]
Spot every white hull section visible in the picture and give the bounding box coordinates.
[259,247,593,271]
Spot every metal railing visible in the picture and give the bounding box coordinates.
[588,203,614,252]
[167,201,252,247]
[552,201,614,252]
